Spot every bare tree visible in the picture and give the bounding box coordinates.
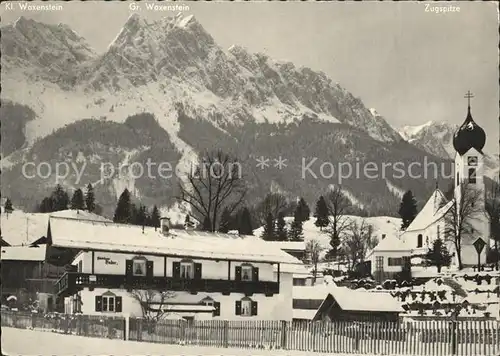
[342,219,378,270]
[177,150,247,232]
[486,180,500,270]
[444,182,485,270]
[256,192,289,225]
[130,289,176,325]
[306,239,323,285]
[325,186,353,260]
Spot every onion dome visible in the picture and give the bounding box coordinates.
[452,106,486,155]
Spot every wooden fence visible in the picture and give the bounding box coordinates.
[128,318,500,355]
[1,311,125,340]
[2,312,500,355]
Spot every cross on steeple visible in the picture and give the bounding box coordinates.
[464,90,474,108]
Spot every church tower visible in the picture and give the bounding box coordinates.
[452,91,489,266]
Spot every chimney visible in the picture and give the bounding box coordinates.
[160,217,170,236]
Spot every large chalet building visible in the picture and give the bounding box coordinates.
[46,216,306,321]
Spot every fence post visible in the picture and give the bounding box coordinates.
[450,320,457,355]
[223,320,229,348]
[31,313,36,329]
[280,320,287,350]
[124,315,129,341]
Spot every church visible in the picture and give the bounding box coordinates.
[371,94,491,279]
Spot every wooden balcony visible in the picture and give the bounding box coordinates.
[55,272,280,297]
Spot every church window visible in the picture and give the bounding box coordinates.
[468,168,476,184]
[457,173,460,186]
[437,226,440,239]
[417,234,423,248]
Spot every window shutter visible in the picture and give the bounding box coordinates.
[146,261,154,279]
[172,262,181,278]
[252,267,259,282]
[95,296,102,312]
[235,266,242,281]
[125,260,133,276]
[213,302,221,317]
[115,297,122,312]
[194,263,202,280]
[235,300,241,315]
[251,301,258,316]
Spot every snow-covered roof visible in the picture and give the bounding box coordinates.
[403,189,453,233]
[1,245,46,261]
[48,217,299,265]
[372,234,411,252]
[264,241,306,251]
[328,287,403,313]
[1,209,111,246]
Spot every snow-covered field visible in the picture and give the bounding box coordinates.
[1,327,386,356]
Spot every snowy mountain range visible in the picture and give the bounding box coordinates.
[400,121,498,179]
[0,14,468,217]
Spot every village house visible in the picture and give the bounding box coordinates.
[369,102,491,275]
[313,287,403,322]
[291,284,403,322]
[46,216,305,321]
[1,245,65,312]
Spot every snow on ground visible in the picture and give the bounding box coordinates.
[1,328,385,356]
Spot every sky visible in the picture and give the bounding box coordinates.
[1,1,499,154]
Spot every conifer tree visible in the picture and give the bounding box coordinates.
[261,212,275,241]
[314,196,329,231]
[238,207,253,235]
[276,212,288,241]
[4,198,13,214]
[150,205,161,230]
[289,206,304,241]
[70,189,85,210]
[399,190,418,230]
[51,185,70,211]
[297,198,310,222]
[113,189,132,224]
[38,197,53,213]
[134,204,147,227]
[218,208,232,233]
[85,183,96,213]
[424,238,452,273]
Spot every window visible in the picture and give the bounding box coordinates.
[95,292,122,313]
[437,226,440,239]
[375,256,383,271]
[181,261,194,279]
[236,297,256,317]
[468,168,476,184]
[388,257,403,267]
[468,156,478,166]
[241,299,252,316]
[78,261,82,273]
[456,173,460,186]
[241,265,252,281]
[417,234,423,248]
[293,278,306,286]
[133,260,146,276]
[236,264,258,282]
